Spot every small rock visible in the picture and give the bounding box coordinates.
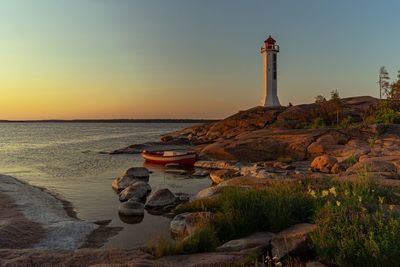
[170,212,215,238]
[145,189,177,210]
[119,181,151,202]
[192,169,210,177]
[165,169,187,175]
[273,162,295,170]
[118,199,145,216]
[124,167,150,181]
[209,169,240,184]
[310,155,338,173]
[195,186,222,200]
[112,176,139,191]
[175,192,190,202]
[216,232,275,252]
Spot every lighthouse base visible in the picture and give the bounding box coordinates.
[262,96,281,107]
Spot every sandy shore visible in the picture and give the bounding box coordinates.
[0,174,119,250]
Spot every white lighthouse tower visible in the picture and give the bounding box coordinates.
[261,35,281,107]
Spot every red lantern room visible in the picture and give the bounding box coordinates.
[264,35,279,51]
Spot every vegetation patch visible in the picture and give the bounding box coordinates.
[153,177,400,266]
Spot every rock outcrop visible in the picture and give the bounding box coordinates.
[216,232,274,253]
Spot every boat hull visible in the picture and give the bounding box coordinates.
[141,152,197,165]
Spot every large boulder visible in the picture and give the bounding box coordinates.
[112,176,139,191]
[118,181,151,202]
[170,212,215,239]
[145,189,177,211]
[310,155,338,173]
[307,131,349,154]
[209,169,240,185]
[118,199,145,216]
[216,232,275,253]
[271,223,317,261]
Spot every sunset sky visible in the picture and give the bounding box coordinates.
[1,0,400,120]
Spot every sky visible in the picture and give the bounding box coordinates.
[0,0,400,120]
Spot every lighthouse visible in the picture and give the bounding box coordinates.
[261,35,281,107]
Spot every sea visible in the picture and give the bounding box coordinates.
[0,122,211,248]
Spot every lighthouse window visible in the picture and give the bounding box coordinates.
[273,71,277,80]
[273,54,277,62]
[273,62,277,70]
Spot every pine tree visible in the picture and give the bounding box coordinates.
[378,66,391,99]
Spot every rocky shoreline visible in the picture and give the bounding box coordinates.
[0,175,121,251]
[2,96,400,266]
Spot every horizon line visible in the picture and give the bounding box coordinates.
[0,118,219,123]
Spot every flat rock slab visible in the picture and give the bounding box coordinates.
[271,223,316,260]
[216,232,275,252]
[0,175,98,250]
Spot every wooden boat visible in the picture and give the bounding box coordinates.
[141,150,197,165]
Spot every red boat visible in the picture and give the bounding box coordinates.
[141,150,197,165]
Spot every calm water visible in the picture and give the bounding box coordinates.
[0,122,211,248]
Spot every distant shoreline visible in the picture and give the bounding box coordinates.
[0,119,218,123]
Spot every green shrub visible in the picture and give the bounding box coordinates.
[311,202,400,267]
[344,154,357,166]
[339,116,357,129]
[276,156,295,163]
[311,117,327,129]
[177,185,317,243]
[310,178,400,267]
[152,225,219,257]
[375,105,400,124]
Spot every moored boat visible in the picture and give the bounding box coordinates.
[141,150,197,165]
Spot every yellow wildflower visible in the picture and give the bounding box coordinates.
[321,190,329,197]
[358,196,362,202]
[308,189,317,198]
[378,196,385,205]
[336,200,341,206]
[361,207,368,212]
[389,204,395,211]
[329,187,337,197]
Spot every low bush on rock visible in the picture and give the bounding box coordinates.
[375,102,400,124]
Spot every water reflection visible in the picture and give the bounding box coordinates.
[118,213,144,224]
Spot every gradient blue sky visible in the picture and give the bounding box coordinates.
[1,0,399,119]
